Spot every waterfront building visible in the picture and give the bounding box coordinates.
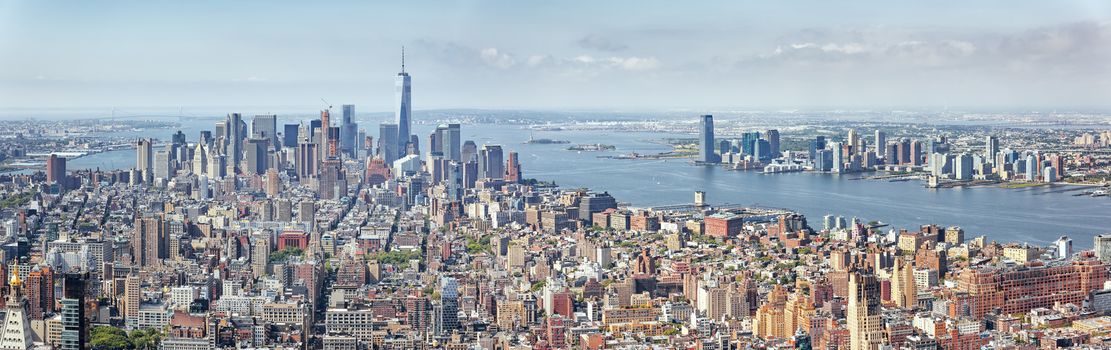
[766,129,780,157]
[698,115,717,163]
[1096,235,1111,265]
[985,135,999,164]
[874,130,886,160]
[1056,236,1073,260]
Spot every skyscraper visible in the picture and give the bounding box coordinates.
[443,124,461,161]
[245,138,270,175]
[482,145,505,180]
[985,135,999,163]
[848,272,884,350]
[765,129,780,158]
[955,153,973,180]
[438,277,460,334]
[461,140,477,162]
[136,138,153,182]
[226,113,244,174]
[890,259,917,309]
[874,130,887,160]
[283,124,299,149]
[698,115,717,163]
[505,151,522,183]
[46,154,66,189]
[297,142,319,180]
[395,49,412,160]
[59,273,86,350]
[153,149,172,182]
[123,274,140,329]
[1026,153,1037,181]
[133,215,166,267]
[341,104,357,157]
[252,114,278,150]
[378,123,399,164]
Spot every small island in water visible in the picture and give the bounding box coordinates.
[525,134,570,144]
[567,143,616,151]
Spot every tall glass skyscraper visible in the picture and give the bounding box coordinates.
[341,104,357,156]
[395,50,412,160]
[698,115,717,163]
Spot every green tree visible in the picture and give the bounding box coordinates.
[91,326,130,350]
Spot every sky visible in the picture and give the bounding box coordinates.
[0,0,1109,113]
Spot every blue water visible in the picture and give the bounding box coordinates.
[69,120,1111,248]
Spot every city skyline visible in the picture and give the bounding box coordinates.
[2,3,1111,350]
[1,1,1110,111]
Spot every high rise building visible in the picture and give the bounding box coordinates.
[955,153,973,180]
[226,113,244,174]
[482,145,504,180]
[443,124,461,161]
[296,142,318,180]
[765,129,780,158]
[378,123,399,164]
[123,274,140,329]
[136,138,153,182]
[461,140,477,162]
[698,115,717,163]
[438,277,460,334]
[252,233,270,277]
[340,104,357,156]
[909,139,923,166]
[1096,235,1111,265]
[46,154,66,189]
[874,130,887,160]
[153,149,172,182]
[1026,153,1037,181]
[58,274,86,350]
[283,123,300,149]
[1055,236,1073,260]
[132,215,166,267]
[741,131,760,157]
[25,267,54,320]
[985,135,999,163]
[245,138,269,175]
[191,143,207,176]
[847,272,884,350]
[505,151,522,183]
[890,259,917,309]
[395,49,412,160]
[252,114,278,151]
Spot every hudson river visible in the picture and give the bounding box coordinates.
[69,120,1111,248]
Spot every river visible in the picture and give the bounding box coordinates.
[67,118,1111,248]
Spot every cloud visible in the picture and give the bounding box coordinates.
[607,56,661,70]
[577,34,628,52]
[480,48,517,69]
[751,21,1109,72]
[994,21,1110,62]
[569,55,661,71]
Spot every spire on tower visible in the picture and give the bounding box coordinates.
[401,46,406,73]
